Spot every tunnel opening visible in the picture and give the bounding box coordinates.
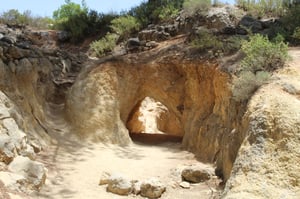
[126,97,183,145]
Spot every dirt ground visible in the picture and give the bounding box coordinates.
[29,103,221,199]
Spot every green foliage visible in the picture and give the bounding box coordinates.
[154,4,180,22]
[129,0,184,27]
[232,34,288,101]
[52,0,118,42]
[190,28,223,53]
[0,9,53,29]
[232,71,270,101]
[89,33,118,57]
[183,0,212,14]
[292,27,300,40]
[53,0,87,21]
[223,36,245,54]
[53,0,88,42]
[236,0,287,17]
[110,15,140,40]
[241,34,288,72]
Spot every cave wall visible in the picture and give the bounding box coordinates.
[66,59,245,180]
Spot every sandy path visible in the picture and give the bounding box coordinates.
[29,104,219,199]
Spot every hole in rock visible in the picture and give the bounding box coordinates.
[126,97,183,145]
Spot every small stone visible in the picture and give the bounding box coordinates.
[180,181,190,189]
[140,177,166,199]
[106,173,132,196]
[181,165,214,183]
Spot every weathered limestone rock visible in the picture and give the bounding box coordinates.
[106,173,132,196]
[140,178,166,199]
[8,156,47,190]
[0,171,26,192]
[223,65,300,199]
[181,165,214,183]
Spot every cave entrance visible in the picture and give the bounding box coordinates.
[126,97,183,145]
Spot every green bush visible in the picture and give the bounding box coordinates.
[232,34,288,101]
[154,4,179,22]
[236,0,286,17]
[190,28,223,53]
[183,0,211,15]
[241,34,288,72]
[0,9,53,29]
[129,0,184,27]
[89,33,118,57]
[110,15,140,40]
[292,27,300,40]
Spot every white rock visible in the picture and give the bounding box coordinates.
[106,173,132,196]
[140,177,166,199]
[8,156,47,190]
[0,171,26,191]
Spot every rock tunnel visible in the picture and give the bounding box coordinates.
[126,97,184,144]
[65,59,244,182]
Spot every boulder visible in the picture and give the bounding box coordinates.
[181,165,214,183]
[206,7,236,31]
[238,15,263,34]
[126,38,141,53]
[0,35,17,44]
[0,171,26,192]
[8,156,47,190]
[106,173,132,196]
[140,178,166,199]
[57,31,70,42]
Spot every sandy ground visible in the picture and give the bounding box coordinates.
[29,104,220,199]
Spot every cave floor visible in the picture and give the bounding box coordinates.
[30,104,221,199]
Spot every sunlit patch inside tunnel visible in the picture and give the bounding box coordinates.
[126,97,184,144]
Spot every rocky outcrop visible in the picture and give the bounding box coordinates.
[223,61,300,198]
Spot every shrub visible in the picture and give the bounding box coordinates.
[232,34,289,101]
[183,0,212,15]
[240,34,288,73]
[292,27,300,40]
[154,4,180,22]
[190,28,223,53]
[232,71,270,101]
[236,0,286,17]
[89,33,118,57]
[129,0,184,27]
[0,9,53,29]
[110,15,140,40]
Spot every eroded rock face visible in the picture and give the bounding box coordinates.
[66,44,244,182]
[223,66,300,198]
